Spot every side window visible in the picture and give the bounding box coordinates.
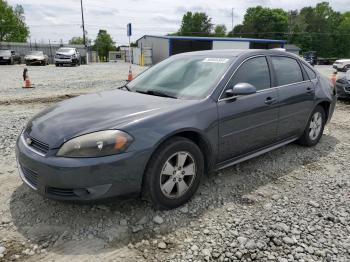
[227,56,270,92]
[271,56,303,86]
[302,64,317,80]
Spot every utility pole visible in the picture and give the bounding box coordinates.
[80,0,86,47]
[231,8,234,33]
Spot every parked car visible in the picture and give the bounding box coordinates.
[24,51,49,66]
[54,47,81,67]
[303,51,317,66]
[0,50,21,64]
[333,59,350,72]
[16,50,336,209]
[335,71,350,99]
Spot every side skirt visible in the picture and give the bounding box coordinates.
[215,137,299,171]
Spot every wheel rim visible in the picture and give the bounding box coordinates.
[160,151,196,199]
[309,112,322,140]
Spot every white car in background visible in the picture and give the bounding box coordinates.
[333,59,350,72]
[54,47,81,67]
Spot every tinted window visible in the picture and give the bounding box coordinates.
[227,57,270,92]
[271,57,303,86]
[302,64,317,79]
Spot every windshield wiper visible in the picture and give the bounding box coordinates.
[135,89,178,99]
[118,84,131,91]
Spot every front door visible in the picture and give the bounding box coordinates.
[217,56,279,163]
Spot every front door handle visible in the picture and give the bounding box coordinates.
[306,87,314,93]
[264,97,276,105]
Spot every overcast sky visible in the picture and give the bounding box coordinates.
[7,0,349,45]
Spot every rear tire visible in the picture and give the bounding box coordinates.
[143,137,204,209]
[297,105,326,147]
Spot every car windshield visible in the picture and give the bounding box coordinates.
[0,50,11,56]
[127,55,233,99]
[28,51,43,55]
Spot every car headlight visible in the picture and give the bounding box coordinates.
[56,130,133,158]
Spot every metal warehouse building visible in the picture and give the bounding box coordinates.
[137,35,287,64]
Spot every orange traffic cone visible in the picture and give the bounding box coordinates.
[22,68,34,88]
[127,66,133,81]
[330,72,337,86]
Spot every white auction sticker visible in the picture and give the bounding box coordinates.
[203,58,229,63]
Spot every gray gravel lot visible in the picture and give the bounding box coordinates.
[0,63,349,261]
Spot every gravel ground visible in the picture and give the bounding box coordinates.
[0,62,145,104]
[0,63,349,261]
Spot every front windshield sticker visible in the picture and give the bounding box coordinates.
[203,58,229,63]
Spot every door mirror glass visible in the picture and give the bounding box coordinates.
[226,83,257,97]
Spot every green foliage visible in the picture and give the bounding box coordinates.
[69,37,85,45]
[0,0,29,42]
[93,29,116,60]
[214,24,227,37]
[178,12,213,36]
[228,6,288,39]
[227,2,350,58]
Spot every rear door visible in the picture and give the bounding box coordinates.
[270,56,315,140]
[217,56,279,162]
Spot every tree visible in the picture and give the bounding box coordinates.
[214,24,227,37]
[178,12,213,36]
[337,12,350,57]
[69,36,90,45]
[0,0,29,42]
[227,6,288,39]
[291,2,343,57]
[93,29,115,60]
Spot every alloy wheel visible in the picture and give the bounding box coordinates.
[309,112,322,140]
[160,151,196,199]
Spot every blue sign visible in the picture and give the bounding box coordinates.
[127,23,132,37]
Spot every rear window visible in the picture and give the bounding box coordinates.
[271,56,303,86]
[0,50,11,56]
[302,64,317,80]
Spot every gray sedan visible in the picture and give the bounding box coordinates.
[16,49,336,209]
[24,51,49,66]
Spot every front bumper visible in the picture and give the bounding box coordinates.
[16,134,150,201]
[25,59,45,65]
[0,58,11,64]
[336,82,350,98]
[55,58,74,64]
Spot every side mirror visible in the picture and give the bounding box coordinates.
[225,83,257,97]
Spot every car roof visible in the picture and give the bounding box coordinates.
[177,49,297,59]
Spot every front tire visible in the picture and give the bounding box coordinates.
[143,137,204,209]
[297,105,325,147]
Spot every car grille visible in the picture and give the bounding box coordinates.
[23,132,49,155]
[21,166,39,188]
[56,54,70,59]
[47,187,77,197]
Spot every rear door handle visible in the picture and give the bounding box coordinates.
[264,97,276,105]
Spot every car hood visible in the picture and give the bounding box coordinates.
[25,55,44,59]
[56,51,74,56]
[335,59,350,63]
[25,89,194,148]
